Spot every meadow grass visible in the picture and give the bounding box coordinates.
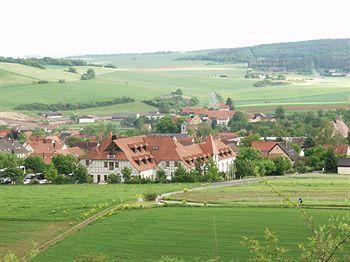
[170,174,350,207]
[34,206,350,261]
[0,183,199,256]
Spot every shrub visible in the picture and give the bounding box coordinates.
[144,192,158,201]
[107,173,121,184]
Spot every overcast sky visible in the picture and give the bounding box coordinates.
[1,0,349,57]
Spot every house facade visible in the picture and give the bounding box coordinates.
[338,158,350,175]
[81,133,236,183]
[251,141,300,162]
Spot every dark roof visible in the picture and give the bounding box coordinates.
[41,112,62,116]
[71,141,99,151]
[279,143,301,162]
[0,139,29,155]
[338,158,350,167]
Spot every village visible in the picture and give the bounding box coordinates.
[1,99,350,185]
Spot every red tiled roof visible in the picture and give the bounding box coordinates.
[251,141,277,152]
[83,134,235,170]
[324,144,349,155]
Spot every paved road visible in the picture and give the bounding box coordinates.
[160,176,284,198]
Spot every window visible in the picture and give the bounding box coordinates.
[165,161,170,167]
[115,161,119,168]
[85,159,89,166]
[104,175,108,181]
[174,161,179,167]
[104,162,108,168]
[109,162,114,171]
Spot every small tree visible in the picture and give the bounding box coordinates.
[74,163,90,183]
[52,155,77,174]
[156,169,166,182]
[324,148,337,173]
[45,163,58,182]
[226,97,235,110]
[121,167,132,182]
[275,106,285,120]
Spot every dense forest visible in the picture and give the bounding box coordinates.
[180,39,350,74]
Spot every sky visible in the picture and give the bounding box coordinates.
[1,0,349,57]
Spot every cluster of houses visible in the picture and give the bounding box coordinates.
[1,104,350,182]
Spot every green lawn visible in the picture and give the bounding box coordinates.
[0,183,199,257]
[1,54,349,116]
[34,206,350,261]
[170,174,350,207]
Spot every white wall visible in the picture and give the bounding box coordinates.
[338,167,350,175]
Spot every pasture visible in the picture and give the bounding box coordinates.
[170,174,350,207]
[1,53,349,116]
[0,183,198,257]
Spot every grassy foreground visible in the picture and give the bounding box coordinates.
[0,183,198,257]
[34,206,350,261]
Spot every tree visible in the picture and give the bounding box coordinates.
[74,163,90,183]
[257,158,276,176]
[275,106,285,120]
[347,131,350,146]
[45,163,58,182]
[226,97,235,110]
[52,155,77,174]
[121,167,132,182]
[273,156,292,176]
[324,148,337,173]
[5,166,23,182]
[228,111,249,132]
[241,134,261,147]
[303,136,315,149]
[67,66,77,73]
[154,115,177,133]
[196,122,212,137]
[156,169,166,182]
[24,156,46,174]
[65,136,84,147]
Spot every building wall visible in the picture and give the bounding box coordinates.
[82,159,137,183]
[268,145,289,159]
[157,160,181,179]
[338,167,350,175]
[217,157,235,173]
[79,118,94,123]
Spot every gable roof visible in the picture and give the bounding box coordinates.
[338,158,350,167]
[84,134,235,170]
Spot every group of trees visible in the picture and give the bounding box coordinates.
[80,68,95,80]
[0,56,88,69]
[143,89,199,113]
[234,147,292,178]
[0,153,89,184]
[14,97,134,111]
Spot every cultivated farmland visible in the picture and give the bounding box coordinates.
[1,53,349,116]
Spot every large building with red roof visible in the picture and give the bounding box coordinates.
[182,107,235,125]
[81,133,236,183]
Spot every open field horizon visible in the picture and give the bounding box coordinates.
[1,52,349,117]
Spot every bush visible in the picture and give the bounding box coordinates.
[144,192,158,201]
[37,80,48,84]
[107,173,121,184]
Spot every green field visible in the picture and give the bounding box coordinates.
[170,174,350,207]
[1,53,349,116]
[34,207,350,261]
[0,183,198,257]
[1,175,350,261]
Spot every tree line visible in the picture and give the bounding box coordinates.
[14,97,134,111]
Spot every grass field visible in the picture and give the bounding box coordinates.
[1,53,349,116]
[0,183,198,257]
[34,207,350,261]
[170,174,350,207]
[2,175,350,261]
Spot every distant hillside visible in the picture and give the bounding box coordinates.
[181,39,350,75]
